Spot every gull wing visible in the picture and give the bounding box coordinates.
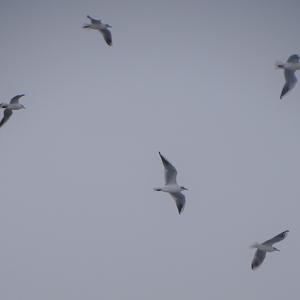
[100,28,112,46]
[251,249,266,270]
[262,230,289,246]
[0,109,13,127]
[87,15,102,24]
[280,70,297,99]
[159,152,177,185]
[287,54,299,63]
[10,94,24,104]
[170,192,186,214]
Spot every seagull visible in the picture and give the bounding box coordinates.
[0,94,25,127]
[83,15,112,46]
[276,54,300,99]
[250,230,289,270]
[154,152,188,214]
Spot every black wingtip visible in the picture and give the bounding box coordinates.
[158,152,166,161]
[251,262,258,270]
[177,203,184,215]
[280,84,289,99]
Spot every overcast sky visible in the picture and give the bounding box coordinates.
[0,0,300,299]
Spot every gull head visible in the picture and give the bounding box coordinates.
[180,186,188,191]
[0,103,8,108]
[20,104,26,109]
[272,247,280,252]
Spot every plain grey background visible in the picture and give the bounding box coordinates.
[0,0,299,299]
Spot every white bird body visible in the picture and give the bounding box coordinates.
[4,103,24,110]
[154,185,184,193]
[251,243,277,252]
[154,152,188,214]
[85,22,108,31]
[277,62,300,71]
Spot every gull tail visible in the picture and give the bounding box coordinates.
[275,61,285,69]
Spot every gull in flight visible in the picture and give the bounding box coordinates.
[0,94,25,127]
[276,54,300,99]
[154,152,188,214]
[250,230,289,270]
[83,15,112,46]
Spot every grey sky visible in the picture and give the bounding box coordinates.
[0,0,300,299]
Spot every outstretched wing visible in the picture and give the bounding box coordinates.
[251,249,266,270]
[280,70,297,99]
[0,109,13,127]
[159,152,177,185]
[287,54,299,63]
[10,94,25,104]
[263,230,289,246]
[87,15,102,24]
[101,28,112,46]
[170,192,186,214]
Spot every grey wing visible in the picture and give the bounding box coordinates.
[287,54,299,63]
[10,94,24,104]
[262,230,289,246]
[0,109,13,127]
[251,249,266,270]
[101,28,112,46]
[87,15,101,24]
[170,192,186,214]
[280,70,297,99]
[159,152,177,185]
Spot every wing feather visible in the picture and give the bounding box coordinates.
[251,249,266,270]
[10,94,24,104]
[170,192,186,214]
[159,152,177,185]
[101,28,112,46]
[262,230,289,246]
[0,109,13,127]
[280,70,297,99]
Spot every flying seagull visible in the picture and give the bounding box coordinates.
[83,15,112,46]
[154,152,188,214]
[0,94,25,127]
[250,230,289,270]
[276,54,300,99]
